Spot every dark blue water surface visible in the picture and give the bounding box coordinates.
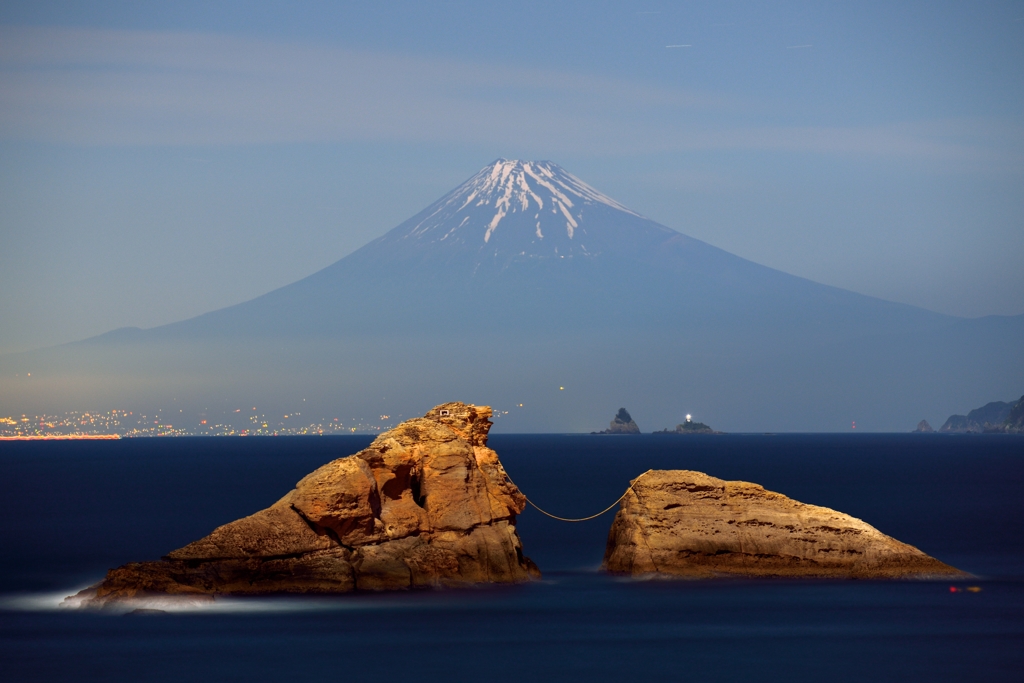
[1,434,1022,682]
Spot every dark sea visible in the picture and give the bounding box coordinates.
[1,434,1022,682]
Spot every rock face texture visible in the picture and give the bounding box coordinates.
[914,420,934,433]
[596,408,640,434]
[73,403,538,606]
[603,470,965,579]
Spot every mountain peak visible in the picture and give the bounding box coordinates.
[385,159,649,261]
[465,159,641,243]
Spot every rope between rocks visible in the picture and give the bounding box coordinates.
[506,469,654,523]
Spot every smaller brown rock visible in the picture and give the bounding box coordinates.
[603,470,966,579]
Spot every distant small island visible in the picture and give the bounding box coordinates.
[654,414,721,435]
[593,408,640,435]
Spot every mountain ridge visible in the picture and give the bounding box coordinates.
[121,159,953,342]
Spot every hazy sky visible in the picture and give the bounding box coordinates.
[2,1,1022,354]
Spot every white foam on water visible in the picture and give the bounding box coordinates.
[0,588,412,615]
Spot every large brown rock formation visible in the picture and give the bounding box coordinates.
[603,470,965,579]
[72,403,538,607]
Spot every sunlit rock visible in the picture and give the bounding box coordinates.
[603,469,966,579]
[70,403,538,607]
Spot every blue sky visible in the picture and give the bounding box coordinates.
[1,0,1022,353]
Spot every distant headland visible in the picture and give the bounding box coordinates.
[936,394,1024,434]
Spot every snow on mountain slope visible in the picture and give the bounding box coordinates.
[372,159,673,264]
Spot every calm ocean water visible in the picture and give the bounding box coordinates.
[1,434,1022,682]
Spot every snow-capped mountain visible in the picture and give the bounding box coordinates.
[381,159,653,261]
[282,158,935,337]
[3,159,1021,432]
[355,158,685,277]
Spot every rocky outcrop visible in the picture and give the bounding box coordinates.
[603,470,965,579]
[595,408,640,435]
[914,420,934,433]
[71,403,538,607]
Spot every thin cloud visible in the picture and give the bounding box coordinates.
[0,26,716,148]
[0,26,1017,165]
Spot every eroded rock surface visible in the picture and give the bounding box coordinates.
[73,403,538,606]
[603,470,965,579]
